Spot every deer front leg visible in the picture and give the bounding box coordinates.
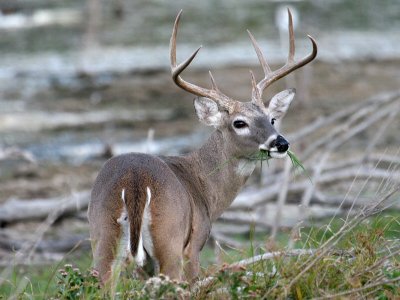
[184,223,211,282]
[183,242,200,282]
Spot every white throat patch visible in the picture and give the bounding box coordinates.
[236,159,257,177]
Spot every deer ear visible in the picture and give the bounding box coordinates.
[268,88,295,120]
[194,97,223,127]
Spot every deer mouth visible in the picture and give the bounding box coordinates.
[248,148,288,162]
[268,150,288,159]
[259,148,288,159]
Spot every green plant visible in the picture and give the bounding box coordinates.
[141,274,189,299]
[247,149,310,179]
[55,264,100,299]
[287,150,311,180]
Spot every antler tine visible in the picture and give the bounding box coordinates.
[287,8,295,63]
[171,46,202,83]
[247,30,271,75]
[249,70,260,101]
[209,71,219,92]
[251,8,317,102]
[169,10,236,112]
[170,10,183,69]
[170,10,202,82]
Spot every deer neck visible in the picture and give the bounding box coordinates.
[187,130,256,220]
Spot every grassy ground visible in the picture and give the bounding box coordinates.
[1,210,399,299]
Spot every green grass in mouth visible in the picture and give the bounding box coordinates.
[247,149,311,181]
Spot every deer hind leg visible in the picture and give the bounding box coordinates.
[151,219,186,280]
[90,191,132,285]
[156,244,184,280]
[91,224,121,285]
[137,189,183,280]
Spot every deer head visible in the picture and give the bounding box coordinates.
[170,9,317,160]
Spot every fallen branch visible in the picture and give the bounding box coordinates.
[0,147,36,163]
[231,166,399,210]
[0,252,66,267]
[287,91,400,145]
[313,277,400,300]
[229,249,315,269]
[301,95,400,160]
[0,191,90,223]
[210,230,245,249]
[0,233,90,253]
[219,204,342,228]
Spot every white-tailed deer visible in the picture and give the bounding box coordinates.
[88,9,317,283]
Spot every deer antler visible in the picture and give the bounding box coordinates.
[170,10,237,113]
[248,8,317,106]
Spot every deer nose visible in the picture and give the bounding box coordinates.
[270,135,289,153]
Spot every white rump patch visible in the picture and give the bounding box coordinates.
[135,233,145,266]
[236,159,257,177]
[135,186,154,267]
[142,187,154,256]
[121,189,125,202]
[112,187,155,270]
[112,188,132,275]
[146,187,151,206]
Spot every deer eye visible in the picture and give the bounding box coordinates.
[271,118,276,125]
[233,120,248,129]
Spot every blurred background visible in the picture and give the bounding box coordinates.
[0,0,399,270]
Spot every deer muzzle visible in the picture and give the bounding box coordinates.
[271,135,289,153]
